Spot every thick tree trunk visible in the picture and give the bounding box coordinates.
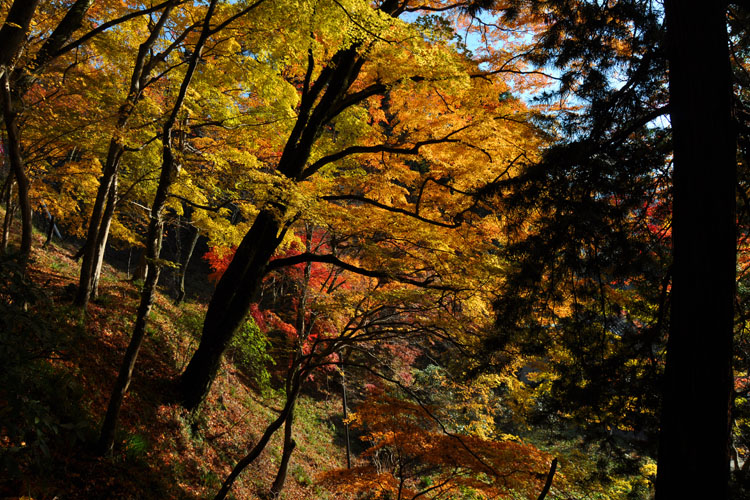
[177,0,406,411]
[0,1,41,74]
[175,224,199,305]
[178,209,287,410]
[656,2,737,499]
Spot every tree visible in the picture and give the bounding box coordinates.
[320,394,557,500]
[656,2,737,498]
[96,0,270,455]
[472,0,745,496]
[177,0,542,411]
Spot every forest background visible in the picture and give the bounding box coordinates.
[0,0,749,499]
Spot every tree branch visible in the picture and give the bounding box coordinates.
[301,125,473,179]
[266,252,459,291]
[322,194,462,228]
[54,1,182,57]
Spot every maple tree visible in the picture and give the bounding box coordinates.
[320,394,557,500]
[177,0,543,411]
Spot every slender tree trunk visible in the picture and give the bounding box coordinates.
[91,177,117,299]
[43,215,55,248]
[97,0,218,456]
[213,375,301,500]
[76,0,177,308]
[655,2,736,499]
[2,178,14,254]
[269,398,297,498]
[1,73,32,270]
[175,224,199,305]
[75,139,125,306]
[341,354,351,469]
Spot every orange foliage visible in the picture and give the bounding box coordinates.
[320,395,557,499]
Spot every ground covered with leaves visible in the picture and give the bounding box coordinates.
[1,230,350,500]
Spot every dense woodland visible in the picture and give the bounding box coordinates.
[1,0,749,499]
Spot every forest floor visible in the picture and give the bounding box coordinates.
[1,226,351,500]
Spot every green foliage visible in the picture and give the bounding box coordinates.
[124,433,150,461]
[228,318,274,394]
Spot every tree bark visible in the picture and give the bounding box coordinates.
[178,209,288,409]
[0,1,41,75]
[91,177,117,299]
[656,2,737,499]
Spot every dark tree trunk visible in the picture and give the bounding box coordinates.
[0,73,32,270]
[131,249,148,282]
[341,355,351,469]
[43,215,55,248]
[97,0,218,456]
[175,224,199,305]
[178,209,287,409]
[656,2,737,499]
[0,1,41,72]
[2,178,15,254]
[269,399,297,498]
[213,374,301,500]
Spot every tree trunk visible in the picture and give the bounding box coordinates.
[0,1,41,74]
[91,177,117,299]
[97,0,217,455]
[175,224,199,305]
[76,0,177,308]
[213,375,301,500]
[656,2,736,499]
[341,355,352,469]
[43,215,55,248]
[269,398,297,498]
[131,249,148,282]
[1,73,32,271]
[178,208,288,410]
[75,138,125,307]
[2,177,15,254]
[178,45,370,412]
